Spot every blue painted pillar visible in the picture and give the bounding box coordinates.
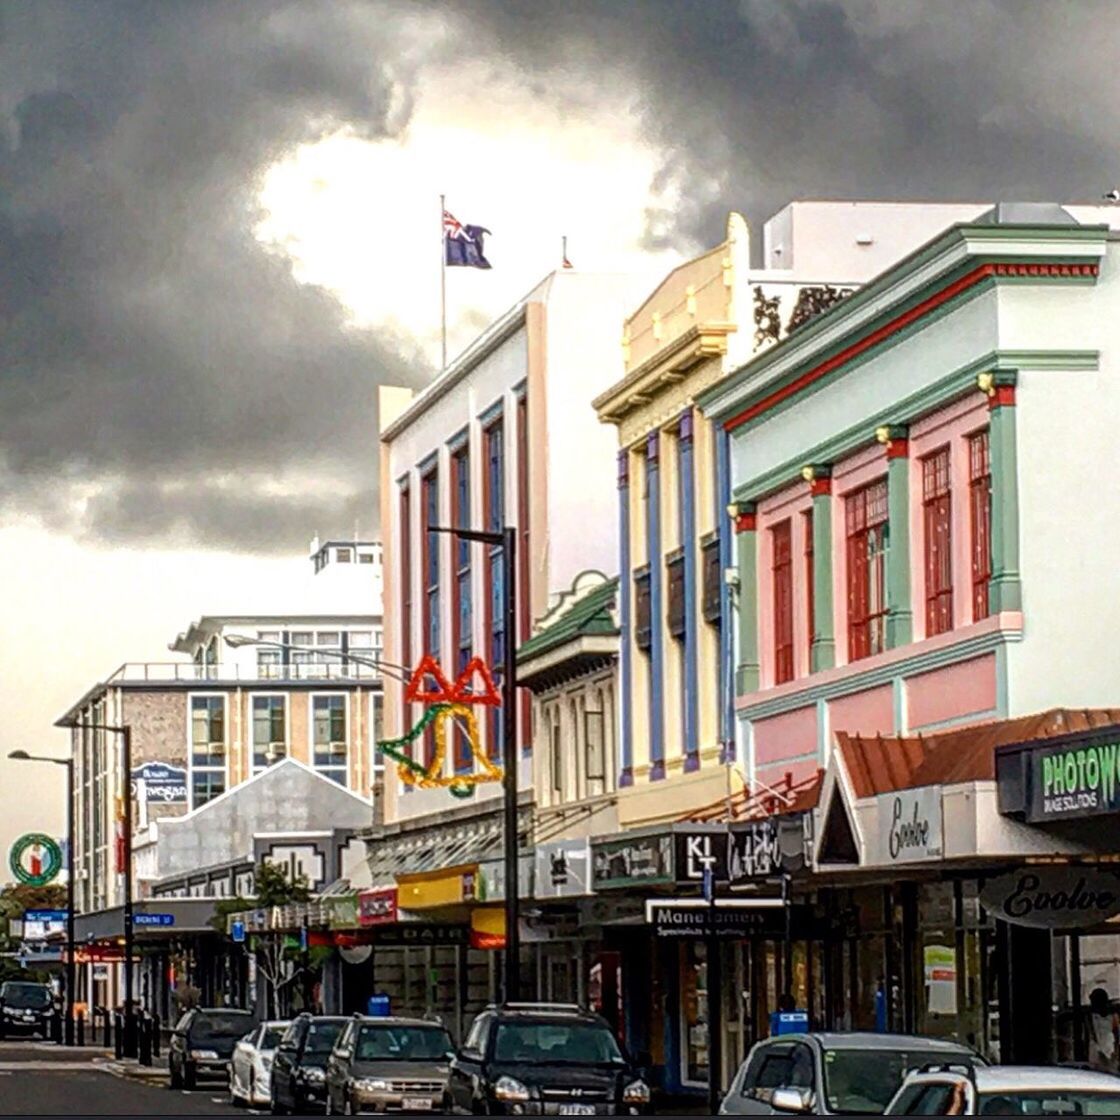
[618,450,634,787]
[715,425,734,763]
[647,431,665,781]
[679,412,700,772]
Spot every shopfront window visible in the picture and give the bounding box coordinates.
[680,941,710,1085]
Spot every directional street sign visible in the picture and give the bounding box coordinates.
[132,913,175,928]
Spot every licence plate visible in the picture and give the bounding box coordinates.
[401,1098,433,1111]
[558,1107,595,1116]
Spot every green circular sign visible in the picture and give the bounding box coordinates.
[9,833,63,887]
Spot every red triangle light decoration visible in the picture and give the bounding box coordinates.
[450,656,502,707]
[404,654,455,704]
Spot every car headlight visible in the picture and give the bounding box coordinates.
[623,1078,651,1104]
[302,1067,326,1082]
[493,1075,530,1102]
[353,1078,390,1092]
[190,1049,219,1060]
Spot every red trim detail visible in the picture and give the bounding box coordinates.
[723,260,1097,432]
[886,438,910,460]
[734,511,757,533]
[988,385,1016,409]
[810,478,832,497]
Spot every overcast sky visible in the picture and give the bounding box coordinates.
[2,0,1118,864]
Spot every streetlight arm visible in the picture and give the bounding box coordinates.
[8,749,70,767]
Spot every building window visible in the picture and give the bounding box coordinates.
[517,393,531,753]
[399,482,412,764]
[666,550,686,640]
[359,552,375,564]
[256,629,282,680]
[336,547,352,563]
[634,567,652,652]
[190,696,226,808]
[585,705,606,793]
[451,444,473,772]
[550,713,563,802]
[771,520,794,684]
[701,536,721,626]
[803,510,815,655]
[371,694,384,777]
[846,478,890,661]
[421,467,440,766]
[252,695,287,770]
[484,414,504,758]
[290,630,315,674]
[969,430,992,621]
[923,447,953,637]
[312,695,348,785]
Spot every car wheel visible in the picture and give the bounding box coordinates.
[169,1058,182,1091]
[270,1091,288,1115]
[183,1062,197,1091]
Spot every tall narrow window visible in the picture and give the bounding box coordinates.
[772,520,794,684]
[803,510,815,657]
[846,478,890,661]
[516,393,531,753]
[484,415,504,758]
[399,482,412,764]
[923,447,953,636]
[252,695,287,770]
[312,695,348,785]
[451,443,473,771]
[421,466,440,767]
[550,713,563,803]
[969,430,992,621]
[190,696,226,808]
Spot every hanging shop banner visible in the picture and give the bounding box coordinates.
[534,839,593,899]
[646,898,814,939]
[980,868,1120,929]
[328,895,359,931]
[476,855,534,903]
[729,815,810,885]
[470,907,506,951]
[397,866,478,910]
[876,787,943,864]
[592,834,673,890]
[358,888,399,927]
[1027,739,1120,823]
[673,830,730,887]
[130,761,188,805]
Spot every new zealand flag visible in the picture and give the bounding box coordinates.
[444,209,492,269]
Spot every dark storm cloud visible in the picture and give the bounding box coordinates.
[457,0,1120,246]
[0,0,432,552]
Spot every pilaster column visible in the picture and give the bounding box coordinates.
[979,370,1021,611]
[679,412,700,772]
[646,431,665,781]
[617,449,634,787]
[803,465,835,671]
[877,425,912,648]
[732,502,759,694]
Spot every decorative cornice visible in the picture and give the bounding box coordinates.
[875,425,910,460]
[978,369,1018,410]
[802,464,833,497]
[730,501,757,533]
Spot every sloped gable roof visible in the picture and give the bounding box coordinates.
[517,575,619,664]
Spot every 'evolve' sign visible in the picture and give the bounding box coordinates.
[876,787,942,864]
[980,868,1120,929]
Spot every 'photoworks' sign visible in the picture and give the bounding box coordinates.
[1028,740,1120,822]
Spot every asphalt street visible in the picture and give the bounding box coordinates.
[0,1042,242,1115]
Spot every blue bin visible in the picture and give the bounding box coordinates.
[367,994,391,1017]
[770,1010,809,1036]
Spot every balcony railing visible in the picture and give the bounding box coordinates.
[106,660,381,684]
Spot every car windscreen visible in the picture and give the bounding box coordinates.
[191,1012,254,1040]
[493,1020,624,1066]
[261,1027,286,1050]
[823,1048,976,1114]
[305,1020,345,1055]
[978,1090,1120,1114]
[355,1024,452,1061]
[0,985,52,1009]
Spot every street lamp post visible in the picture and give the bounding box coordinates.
[54,720,135,1059]
[429,524,519,1005]
[7,750,75,1045]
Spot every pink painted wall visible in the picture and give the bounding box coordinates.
[757,480,813,686]
[753,703,818,767]
[906,652,997,730]
[755,756,821,794]
[908,395,991,638]
[828,683,894,736]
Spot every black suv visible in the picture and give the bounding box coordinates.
[168,1007,255,1090]
[270,1013,348,1114]
[0,981,55,1038]
[447,1003,652,1116]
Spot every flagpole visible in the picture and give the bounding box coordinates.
[440,193,447,370]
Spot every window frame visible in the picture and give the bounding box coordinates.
[399,480,413,773]
[634,566,652,652]
[922,446,953,637]
[189,693,227,809]
[803,510,814,658]
[666,548,686,641]
[251,693,289,772]
[969,429,992,622]
[771,519,794,684]
[701,534,721,626]
[845,478,890,662]
[310,692,349,785]
[451,442,473,772]
[483,411,505,759]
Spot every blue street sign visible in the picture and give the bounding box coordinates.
[702,866,715,903]
[299,925,308,951]
[24,909,68,923]
[231,921,246,944]
[132,913,174,928]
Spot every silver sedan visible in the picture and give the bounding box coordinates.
[229,1020,290,1109]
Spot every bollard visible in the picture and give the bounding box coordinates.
[151,1014,161,1058]
[51,1010,62,1045]
[76,1009,85,1047]
[113,1013,123,1060]
[138,1016,152,1067]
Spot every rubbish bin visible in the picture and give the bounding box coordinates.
[367,994,391,1017]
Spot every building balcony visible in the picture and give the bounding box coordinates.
[105,660,382,685]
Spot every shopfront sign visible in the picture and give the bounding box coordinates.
[673,830,729,886]
[592,834,673,890]
[980,868,1120,929]
[358,888,398,927]
[328,895,359,930]
[371,924,468,946]
[132,913,174,927]
[130,761,188,805]
[534,839,593,899]
[1028,739,1120,822]
[477,855,534,903]
[876,787,942,864]
[21,910,67,941]
[646,898,813,939]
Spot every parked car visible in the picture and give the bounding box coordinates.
[168,1007,255,1090]
[447,1002,653,1116]
[324,1014,455,1114]
[718,1032,984,1115]
[229,1019,290,1108]
[0,981,56,1038]
[270,1013,348,1114]
[885,1063,1120,1114]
